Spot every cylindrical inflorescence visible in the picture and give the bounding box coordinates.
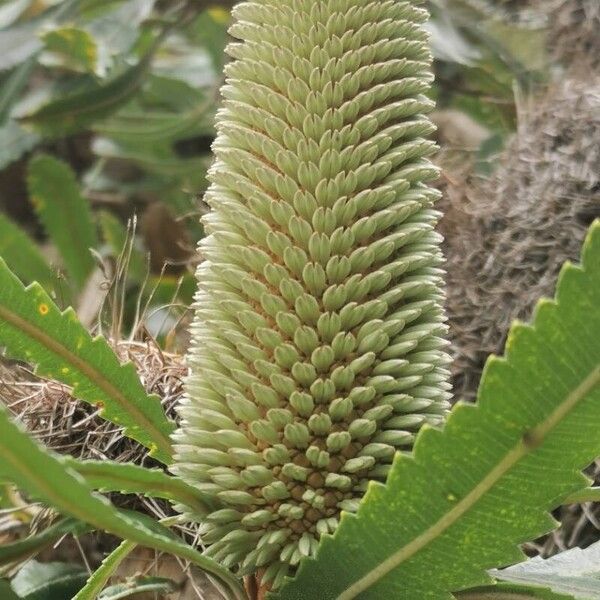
[173,0,451,589]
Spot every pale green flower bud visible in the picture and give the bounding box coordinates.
[173,0,450,588]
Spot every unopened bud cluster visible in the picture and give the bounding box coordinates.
[173,0,450,589]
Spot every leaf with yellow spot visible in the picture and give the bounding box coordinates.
[0,259,174,464]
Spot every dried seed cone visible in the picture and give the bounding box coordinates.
[173,0,451,588]
[444,77,600,401]
[540,0,600,72]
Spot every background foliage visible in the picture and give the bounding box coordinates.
[0,0,598,599]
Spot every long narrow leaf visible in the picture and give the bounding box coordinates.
[74,514,181,600]
[0,55,37,122]
[0,404,245,600]
[62,457,215,515]
[73,539,137,600]
[27,154,98,290]
[0,518,89,568]
[0,259,174,463]
[277,221,600,599]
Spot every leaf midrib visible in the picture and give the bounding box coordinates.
[0,422,245,600]
[0,303,173,462]
[338,362,600,600]
[69,461,207,513]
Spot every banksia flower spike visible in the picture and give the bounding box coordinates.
[173,0,451,589]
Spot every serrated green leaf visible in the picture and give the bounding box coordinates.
[0,405,246,600]
[11,561,87,600]
[562,487,600,505]
[17,37,155,137]
[98,576,177,599]
[62,457,215,515]
[0,518,90,568]
[73,539,137,600]
[277,220,600,599]
[27,154,98,289]
[0,213,58,291]
[490,540,600,599]
[0,258,174,463]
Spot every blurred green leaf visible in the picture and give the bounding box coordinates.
[451,90,514,133]
[18,49,154,137]
[27,154,98,289]
[11,561,87,600]
[86,0,155,75]
[0,579,20,600]
[0,56,37,122]
[99,577,178,599]
[426,13,480,65]
[0,0,99,72]
[0,25,41,72]
[0,0,32,29]
[0,121,38,169]
[483,19,547,73]
[94,102,213,144]
[142,75,203,111]
[147,273,196,307]
[92,137,208,187]
[0,212,58,291]
[41,27,98,73]
[188,8,230,74]
[475,132,505,175]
